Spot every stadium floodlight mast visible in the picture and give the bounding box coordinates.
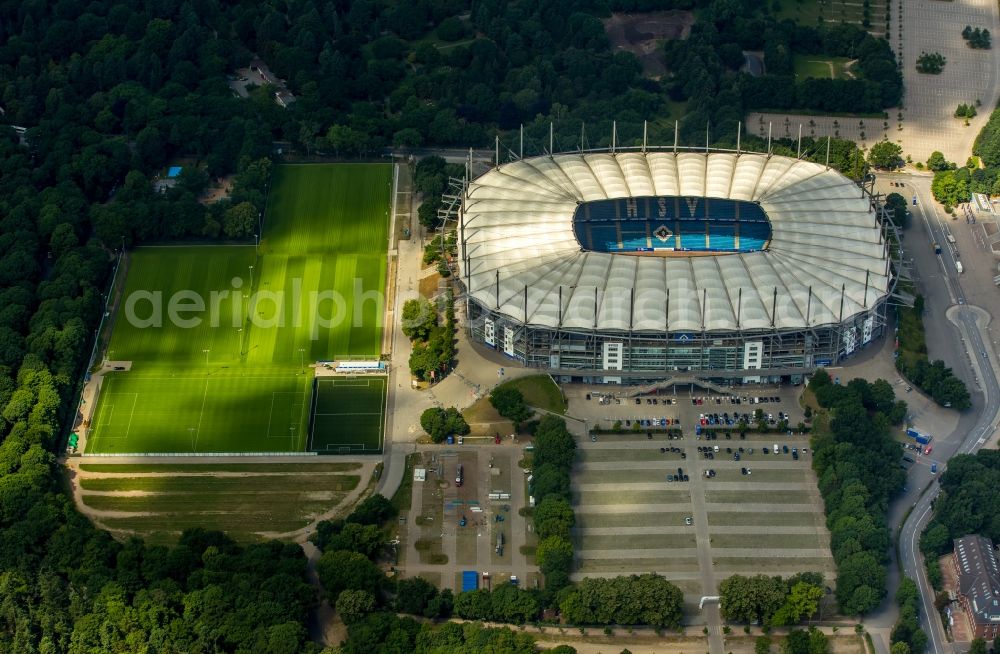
[298,348,305,373]
[203,349,210,365]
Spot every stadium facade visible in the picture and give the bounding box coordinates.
[457,149,897,385]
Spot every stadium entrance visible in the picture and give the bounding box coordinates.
[573,196,772,255]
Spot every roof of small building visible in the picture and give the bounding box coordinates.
[955,535,1000,625]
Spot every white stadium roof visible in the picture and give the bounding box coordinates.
[460,151,890,333]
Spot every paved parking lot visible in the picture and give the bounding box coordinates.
[568,387,832,622]
[400,444,539,592]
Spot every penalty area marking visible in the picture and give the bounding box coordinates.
[94,393,138,440]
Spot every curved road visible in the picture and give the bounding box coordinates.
[892,173,1000,654]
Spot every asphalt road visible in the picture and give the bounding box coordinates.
[872,172,1000,654]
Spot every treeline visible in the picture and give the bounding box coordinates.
[529,415,578,594]
[403,288,456,383]
[808,370,906,615]
[891,578,929,654]
[920,450,1000,588]
[924,104,1000,209]
[895,296,971,410]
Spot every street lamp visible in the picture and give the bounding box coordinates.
[298,348,305,373]
[203,349,210,365]
[248,265,254,290]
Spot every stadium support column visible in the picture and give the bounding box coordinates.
[642,121,648,153]
[736,121,741,154]
[665,289,670,373]
[806,286,812,326]
[705,121,710,153]
[495,270,500,310]
[796,124,802,158]
[673,121,678,154]
[838,284,845,323]
[863,270,870,308]
[519,124,523,160]
[699,288,707,371]
[771,287,777,328]
[737,288,742,329]
[495,135,499,168]
[523,284,528,364]
[593,286,599,371]
[611,121,617,154]
[825,136,831,169]
[549,122,554,156]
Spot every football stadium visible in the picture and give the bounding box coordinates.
[458,149,898,384]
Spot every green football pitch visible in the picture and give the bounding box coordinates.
[310,377,387,453]
[87,164,392,454]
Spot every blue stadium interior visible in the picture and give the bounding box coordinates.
[572,196,772,254]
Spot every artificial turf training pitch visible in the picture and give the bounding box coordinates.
[87,163,392,455]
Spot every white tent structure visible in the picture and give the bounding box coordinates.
[457,150,895,382]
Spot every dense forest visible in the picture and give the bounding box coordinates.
[0,0,906,649]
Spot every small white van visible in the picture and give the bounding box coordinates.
[773,443,779,454]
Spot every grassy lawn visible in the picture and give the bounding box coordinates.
[392,452,421,513]
[710,532,829,549]
[78,462,361,473]
[101,514,313,544]
[772,0,887,28]
[575,489,691,506]
[706,489,810,504]
[708,511,820,527]
[575,511,691,530]
[576,468,687,485]
[578,533,697,550]
[88,163,392,455]
[579,448,686,463]
[80,471,362,543]
[793,54,853,80]
[713,556,836,572]
[710,468,810,483]
[79,474,359,493]
[494,375,567,413]
[576,558,701,574]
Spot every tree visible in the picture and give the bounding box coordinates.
[223,201,258,238]
[771,582,824,626]
[868,140,903,169]
[536,536,573,578]
[489,386,533,429]
[969,638,987,654]
[534,496,575,540]
[316,550,385,602]
[927,151,953,171]
[393,577,439,616]
[890,643,910,654]
[347,494,397,526]
[420,406,469,443]
[401,298,437,341]
[756,636,773,654]
[719,574,789,624]
[916,52,946,74]
[336,589,376,624]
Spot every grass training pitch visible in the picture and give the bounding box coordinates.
[310,376,387,453]
[88,163,392,454]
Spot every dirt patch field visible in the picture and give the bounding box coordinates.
[603,11,694,79]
